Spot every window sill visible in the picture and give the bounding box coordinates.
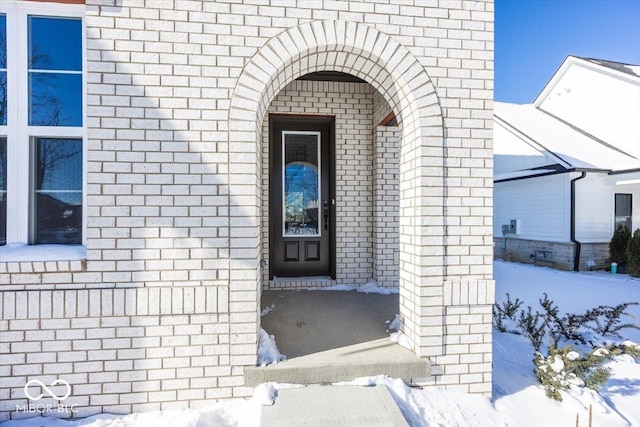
[0,243,86,263]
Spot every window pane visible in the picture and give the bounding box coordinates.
[0,72,6,126]
[28,16,82,127]
[0,137,6,245]
[283,132,320,236]
[28,16,82,71]
[0,14,6,126]
[0,14,6,69]
[29,73,82,126]
[34,138,82,244]
[615,194,632,217]
[615,194,632,231]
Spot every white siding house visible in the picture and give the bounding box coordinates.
[494,56,640,271]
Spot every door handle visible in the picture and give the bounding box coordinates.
[323,200,329,230]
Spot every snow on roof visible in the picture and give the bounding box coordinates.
[578,57,640,79]
[494,102,640,173]
[534,56,640,107]
[494,168,561,182]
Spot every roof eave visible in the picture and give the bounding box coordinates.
[533,56,577,107]
[494,113,574,169]
[534,55,640,106]
[609,168,640,175]
[494,167,611,184]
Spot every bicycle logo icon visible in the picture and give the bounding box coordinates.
[24,379,71,401]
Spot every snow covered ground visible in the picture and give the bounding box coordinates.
[2,260,639,427]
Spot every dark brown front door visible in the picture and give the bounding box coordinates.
[269,116,335,279]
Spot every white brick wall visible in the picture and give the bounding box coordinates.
[432,279,495,394]
[1,0,494,419]
[0,288,235,419]
[373,128,400,287]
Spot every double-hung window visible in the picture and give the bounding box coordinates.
[0,2,85,251]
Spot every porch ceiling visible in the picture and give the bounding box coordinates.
[296,71,366,83]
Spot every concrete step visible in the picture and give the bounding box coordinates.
[260,384,409,427]
[245,338,431,386]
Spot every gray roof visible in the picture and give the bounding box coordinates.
[577,57,640,78]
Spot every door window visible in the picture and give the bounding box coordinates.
[282,131,321,236]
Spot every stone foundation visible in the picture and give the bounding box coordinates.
[494,237,610,271]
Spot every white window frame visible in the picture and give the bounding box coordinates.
[0,0,86,259]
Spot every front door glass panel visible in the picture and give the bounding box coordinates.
[283,131,321,236]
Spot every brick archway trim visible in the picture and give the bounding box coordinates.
[228,20,446,361]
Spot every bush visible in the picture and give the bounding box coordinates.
[607,342,640,360]
[610,225,631,269]
[538,294,639,346]
[539,293,588,347]
[534,345,611,401]
[494,293,640,402]
[493,293,523,333]
[583,302,640,339]
[518,305,546,351]
[627,229,640,277]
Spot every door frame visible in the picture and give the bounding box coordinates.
[268,114,336,280]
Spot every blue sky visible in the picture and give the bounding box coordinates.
[495,0,640,103]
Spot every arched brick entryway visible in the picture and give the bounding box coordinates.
[228,20,446,365]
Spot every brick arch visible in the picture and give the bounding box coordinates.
[228,20,446,360]
[230,20,443,136]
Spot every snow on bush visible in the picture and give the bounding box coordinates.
[493,293,524,334]
[534,345,611,401]
[494,292,640,401]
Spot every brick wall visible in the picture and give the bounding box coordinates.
[494,237,611,271]
[435,279,494,394]
[373,128,400,287]
[0,287,232,419]
[579,243,610,270]
[1,0,494,419]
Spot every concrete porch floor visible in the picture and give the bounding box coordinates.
[245,290,432,386]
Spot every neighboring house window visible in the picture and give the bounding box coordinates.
[0,137,6,246]
[615,193,632,231]
[0,3,85,247]
[0,14,7,246]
